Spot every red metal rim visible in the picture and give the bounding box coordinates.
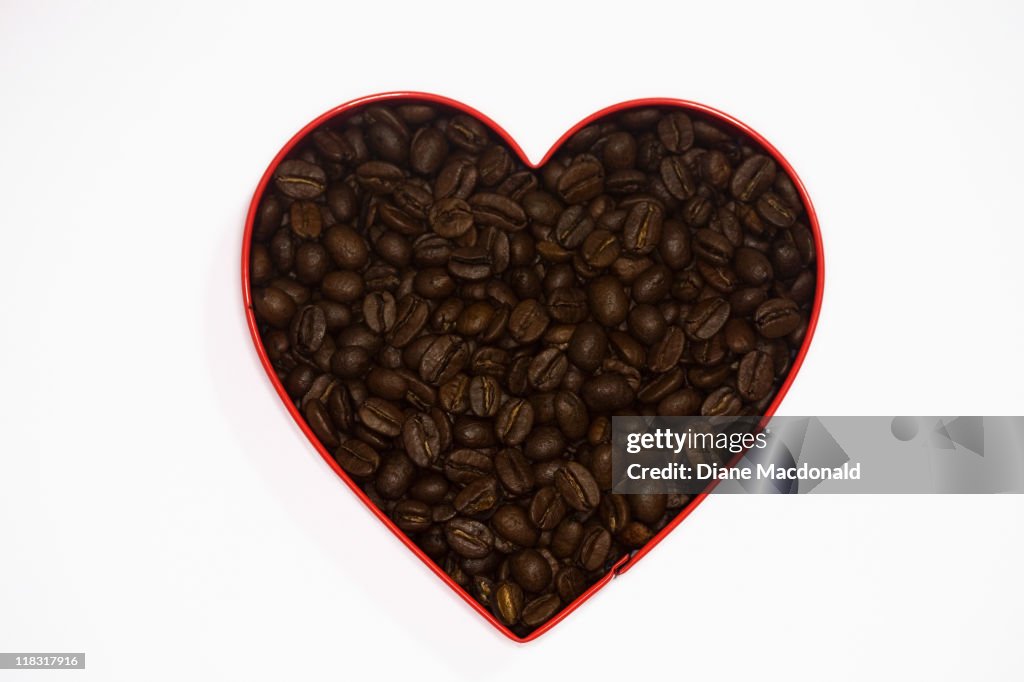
[241,92,825,643]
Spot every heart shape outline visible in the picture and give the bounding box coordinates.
[241,92,824,642]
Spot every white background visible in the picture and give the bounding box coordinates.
[2,1,1023,680]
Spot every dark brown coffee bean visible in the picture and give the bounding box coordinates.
[737,350,775,401]
[701,386,743,416]
[454,476,499,515]
[509,299,550,344]
[446,114,490,152]
[275,159,326,199]
[568,322,608,374]
[557,157,604,203]
[588,276,629,327]
[683,297,730,340]
[488,505,537,551]
[445,517,494,559]
[357,397,404,437]
[735,247,774,285]
[469,193,527,232]
[334,439,380,478]
[493,581,525,625]
[657,111,694,152]
[524,426,565,461]
[555,567,587,603]
[551,519,584,559]
[622,200,663,255]
[618,521,655,548]
[402,411,441,467]
[529,486,567,530]
[528,349,568,392]
[754,297,801,338]
[362,291,397,333]
[578,526,612,571]
[582,373,635,412]
[647,326,686,373]
[510,549,552,593]
[495,398,534,446]
[468,375,502,417]
[731,154,776,202]
[554,391,588,441]
[393,500,432,533]
[554,462,600,511]
[495,447,535,496]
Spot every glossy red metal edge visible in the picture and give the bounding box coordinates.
[241,91,824,643]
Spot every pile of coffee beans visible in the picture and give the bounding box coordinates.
[249,100,816,635]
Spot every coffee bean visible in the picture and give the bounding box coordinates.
[454,476,499,515]
[493,581,525,625]
[581,373,635,412]
[529,486,567,530]
[554,391,588,441]
[469,375,502,417]
[578,526,612,571]
[362,291,397,333]
[622,200,664,255]
[509,299,550,344]
[731,154,776,202]
[495,448,535,497]
[588,276,629,327]
[511,549,552,593]
[358,397,404,437]
[683,297,730,340]
[274,159,326,199]
[445,517,494,559]
[489,504,538,549]
[403,411,441,467]
[737,349,775,401]
[554,462,600,512]
[754,297,801,338]
[557,157,604,203]
[334,439,380,478]
[496,398,534,446]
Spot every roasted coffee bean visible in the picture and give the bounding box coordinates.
[495,447,535,496]
[529,486,568,530]
[555,567,587,603]
[445,517,494,559]
[622,200,663,255]
[402,411,441,467]
[528,349,568,392]
[578,526,612,571]
[275,159,326,199]
[496,398,534,446]
[362,291,397,333]
[557,157,604,203]
[509,299,550,344]
[491,581,525,626]
[588,276,629,327]
[358,397,404,437]
[582,373,635,412]
[657,111,695,153]
[737,349,775,401]
[731,154,776,202]
[551,519,584,559]
[454,476,500,515]
[251,103,817,635]
[754,297,801,338]
[334,439,380,478]
[468,375,502,417]
[554,462,600,512]
[683,297,730,340]
[524,426,566,461]
[510,549,552,593]
[554,391,588,440]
